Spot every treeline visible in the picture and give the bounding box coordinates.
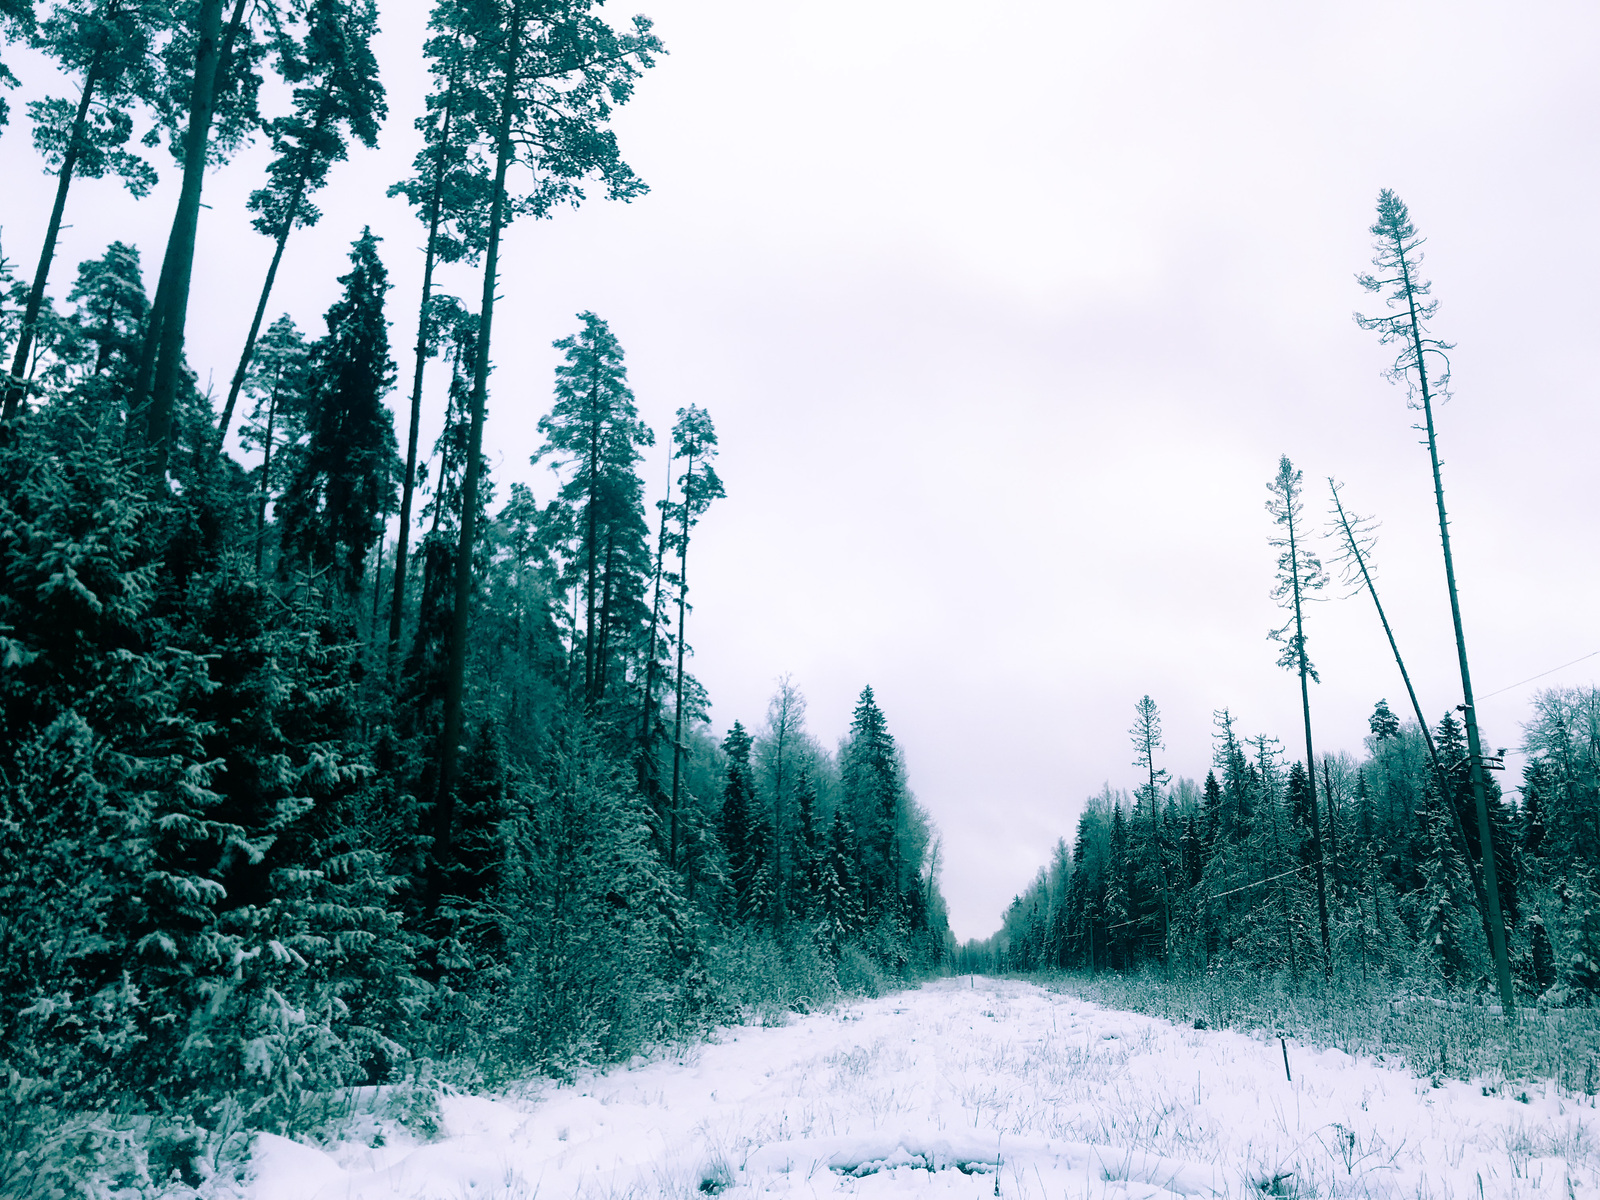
[0,0,949,1181]
[960,191,1597,1008]
[958,689,1599,1005]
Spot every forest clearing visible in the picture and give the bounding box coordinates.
[244,978,1598,1199]
[4,0,1599,1194]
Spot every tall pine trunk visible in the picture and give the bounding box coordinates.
[583,385,600,704]
[1284,491,1332,975]
[390,82,458,667]
[3,50,107,423]
[433,8,519,896]
[254,374,280,573]
[215,180,307,446]
[135,0,249,477]
[668,451,696,868]
[594,531,616,699]
[1393,239,1517,1015]
[638,454,670,740]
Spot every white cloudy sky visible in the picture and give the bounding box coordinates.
[5,2,1597,940]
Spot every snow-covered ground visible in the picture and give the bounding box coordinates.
[248,978,1599,1199]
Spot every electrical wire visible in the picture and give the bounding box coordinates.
[1477,650,1599,701]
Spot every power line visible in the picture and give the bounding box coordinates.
[1478,650,1599,701]
[1207,861,1315,902]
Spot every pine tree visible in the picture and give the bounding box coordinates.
[216,0,386,446]
[664,406,722,865]
[1267,454,1331,973]
[635,444,673,800]
[1369,698,1401,742]
[533,312,653,707]
[1356,187,1515,1014]
[1129,695,1171,960]
[279,229,398,598]
[0,1,28,129]
[385,26,495,667]
[3,0,166,420]
[427,0,662,869]
[133,0,285,473]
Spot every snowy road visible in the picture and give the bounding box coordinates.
[251,977,1599,1199]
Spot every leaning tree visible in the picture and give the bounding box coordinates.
[1355,189,1516,1015]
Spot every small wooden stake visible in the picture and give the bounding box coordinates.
[1280,1036,1292,1082]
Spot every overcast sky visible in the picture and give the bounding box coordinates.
[5,2,1598,941]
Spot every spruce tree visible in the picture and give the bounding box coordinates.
[1106,803,1133,968]
[823,808,864,947]
[793,768,821,919]
[279,228,398,597]
[65,240,146,381]
[1201,770,1223,851]
[1418,793,1472,987]
[719,721,756,919]
[1525,910,1555,997]
[843,685,902,915]
[237,315,311,574]
[759,676,805,920]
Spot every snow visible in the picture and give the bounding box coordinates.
[244,977,1600,1198]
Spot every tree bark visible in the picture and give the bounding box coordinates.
[638,456,671,740]
[215,179,306,447]
[1393,236,1517,1017]
[433,7,519,897]
[1284,476,1333,976]
[390,82,458,668]
[668,452,696,868]
[583,376,600,704]
[136,0,249,478]
[254,372,279,573]
[594,530,616,699]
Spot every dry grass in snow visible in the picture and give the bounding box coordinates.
[246,977,1600,1199]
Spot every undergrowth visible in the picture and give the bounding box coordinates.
[1036,968,1600,1094]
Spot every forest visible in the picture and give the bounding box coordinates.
[958,202,1600,999]
[960,683,1600,1004]
[3,0,1598,1191]
[0,0,951,1184]
[959,220,1600,1009]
